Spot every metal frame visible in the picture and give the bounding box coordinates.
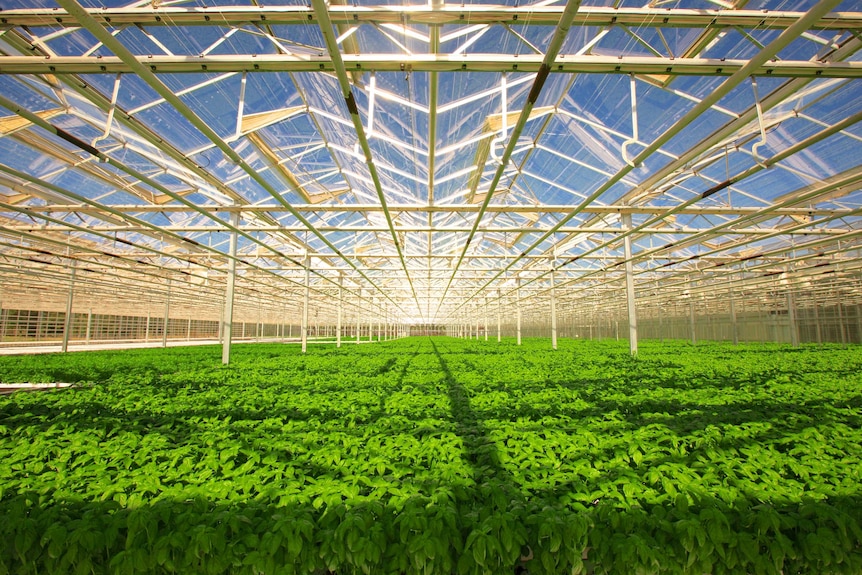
[0,0,860,353]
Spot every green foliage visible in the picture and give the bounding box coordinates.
[1,338,861,574]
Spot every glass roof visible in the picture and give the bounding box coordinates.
[0,0,860,324]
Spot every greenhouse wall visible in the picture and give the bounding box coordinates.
[488,304,862,346]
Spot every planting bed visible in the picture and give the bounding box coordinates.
[0,338,861,574]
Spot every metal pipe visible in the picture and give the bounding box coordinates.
[337,274,343,348]
[302,255,310,353]
[4,6,858,30]
[84,308,93,344]
[787,279,799,347]
[222,211,239,364]
[61,262,76,353]
[622,213,638,355]
[550,259,558,350]
[729,277,738,345]
[162,279,171,348]
[688,279,697,346]
[516,279,522,346]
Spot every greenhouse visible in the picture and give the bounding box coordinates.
[0,0,861,573]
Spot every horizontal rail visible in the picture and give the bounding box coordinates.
[1,54,860,77]
[0,6,858,30]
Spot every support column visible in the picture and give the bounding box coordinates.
[856,280,862,344]
[35,311,43,342]
[86,309,93,344]
[728,277,738,345]
[688,278,697,346]
[516,278,522,346]
[484,297,489,342]
[356,307,361,343]
[162,278,171,348]
[222,211,239,364]
[550,258,558,351]
[837,294,846,345]
[337,274,343,348]
[813,292,822,345]
[61,262,77,353]
[302,255,310,353]
[622,214,637,356]
[656,301,673,342]
[496,295,501,343]
[787,279,799,347]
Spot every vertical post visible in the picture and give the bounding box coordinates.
[497,295,501,343]
[856,281,862,344]
[222,210,239,364]
[813,292,822,345]
[728,276,738,345]
[337,274,343,348]
[61,262,77,353]
[218,295,225,344]
[86,308,93,344]
[146,310,151,343]
[302,254,310,353]
[162,278,171,348]
[787,276,799,347]
[550,257,558,351]
[688,278,697,346]
[837,294,846,345]
[622,213,638,355]
[256,297,261,342]
[356,306,361,343]
[484,297,489,342]
[516,278,522,346]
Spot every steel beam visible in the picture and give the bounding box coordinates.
[1,55,859,77]
[25,203,851,218]
[221,210,239,364]
[61,261,76,352]
[2,6,857,30]
[622,213,638,356]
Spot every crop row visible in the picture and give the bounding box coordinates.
[1,338,861,574]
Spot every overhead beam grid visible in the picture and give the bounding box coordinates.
[0,0,859,329]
